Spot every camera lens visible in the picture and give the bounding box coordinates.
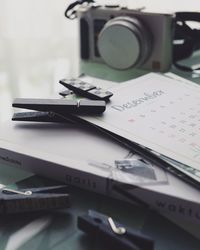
[97,16,152,70]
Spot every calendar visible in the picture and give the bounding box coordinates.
[84,73,200,175]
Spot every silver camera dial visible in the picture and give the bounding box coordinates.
[97,16,153,70]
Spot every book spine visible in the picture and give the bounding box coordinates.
[0,147,108,194]
[110,183,200,225]
[142,190,200,225]
[0,146,199,225]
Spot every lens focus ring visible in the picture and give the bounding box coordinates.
[97,16,152,70]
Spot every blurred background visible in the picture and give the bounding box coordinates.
[0,0,79,122]
[0,0,200,122]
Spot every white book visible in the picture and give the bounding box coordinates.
[0,119,199,231]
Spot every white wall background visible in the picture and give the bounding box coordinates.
[0,0,199,121]
[0,0,79,121]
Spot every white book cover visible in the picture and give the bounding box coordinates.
[0,120,199,228]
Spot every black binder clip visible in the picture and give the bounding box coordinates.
[0,185,70,214]
[12,98,106,123]
[12,98,106,115]
[12,111,75,123]
[78,210,154,250]
[59,78,113,101]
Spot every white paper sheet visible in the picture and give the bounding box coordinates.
[83,73,200,173]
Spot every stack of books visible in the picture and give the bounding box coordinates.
[0,73,199,237]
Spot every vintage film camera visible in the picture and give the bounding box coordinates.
[65,1,200,72]
[77,5,174,72]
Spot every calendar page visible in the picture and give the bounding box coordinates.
[84,73,200,173]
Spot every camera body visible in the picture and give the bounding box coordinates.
[78,5,174,72]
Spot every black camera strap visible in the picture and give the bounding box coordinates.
[65,0,95,19]
[173,12,200,72]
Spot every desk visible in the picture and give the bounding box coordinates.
[0,0,199,248]
[0,172,200,250]
[0,60,200,249]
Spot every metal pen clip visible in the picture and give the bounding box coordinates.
[0,185,70,215]
[108,217,126,235]
[2,188,32,196]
